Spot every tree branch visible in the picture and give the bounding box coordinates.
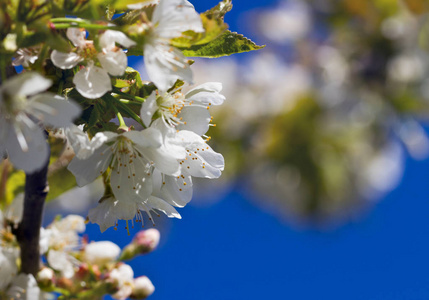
[17,138,50,276]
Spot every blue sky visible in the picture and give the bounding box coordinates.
[85,1,429,299]
[91,151,429,300]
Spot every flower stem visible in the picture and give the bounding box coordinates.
[52,23,113,30]
[113,88,146,103]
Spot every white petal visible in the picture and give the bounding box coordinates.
[66,27,87,48]
[110,151,153,203]
[99,30,136,50]
[185,82,225,105]
[2,72,52,97]
[97,50,128,76]
[124,128,162,148]
[161,174,192,207]
[177,106,211,136]
[47,250,75,278]
[152,0,203,39]
[144,196,181,218]
[140,91,158,127]
[51,50,83,69]
[84,241,121,265]
[177,130,224,178]
[6,117,49,173]
[0,250,18,289]
[68,144,112,186]
[144,41,193,92]
[27,94,81,128]
[73,64,112,99]
[7,274,40,300]
[88,197,122,232]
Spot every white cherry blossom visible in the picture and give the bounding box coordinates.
[141,82,225,136]
[68,129,184,231]
[6,274,42,300]
[51,28,136,99]
[109,264,134,300]
[144,0,204,92]
[0,72,81,173]
[147,119,224,209]
[42,215,85,278]
[12,48,39,67]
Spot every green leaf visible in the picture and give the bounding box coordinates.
[0,161,25,207]
[113,67,144,89]
[171,0,232,48]
[181,30,265,58]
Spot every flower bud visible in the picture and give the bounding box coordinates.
[130,276,155,299]
[84,241,121,265]
[37,267,54,287]
[119,229,160,261]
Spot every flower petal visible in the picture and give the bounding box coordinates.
[177,106,211,136]
[27,94,81,128]
[6,117,49,173]
[2,72,52,97]
[124,128,162,148]
[99,30,136,50]
[51,50,83,69]
[73,64,112,99]
[161,174,193,207]
[185,82,225,105]
[152,0,203,39]
[97,50,128,76]
[88,196,134,232]
[66,27,87,48]
[110,151,153,203]
[140,91,158,127]
[144,196,181,218]
[177,130,224,178]
[67,144,112,186]
[144,41,193,92]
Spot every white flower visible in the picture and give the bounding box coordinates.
[0,72,81,173]
[42,215,85,278]
[0,248,18,290]
[141,82,225,136]
[47,250,77,278]
[84,241,121,265]
[146,119,223,210]
[65,124,104,159]
[109,264,134,300]
[51,28,136,99]
[68,129,183,231]
[144,0,204,92]
[6,274,41,300]
[131,276,155,299]
[13,48,39,67]
[176,129,225,178]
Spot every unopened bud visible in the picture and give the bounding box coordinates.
[84,241,121,265]
[37,267,54,287]
[130,276,155,299]
[120,229,160,261]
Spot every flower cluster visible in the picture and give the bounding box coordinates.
[1,210,158,299]
[0,0,260,298]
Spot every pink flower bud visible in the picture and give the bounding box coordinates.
[134,229,160,253]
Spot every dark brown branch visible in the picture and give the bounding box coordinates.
[16,139,50,276]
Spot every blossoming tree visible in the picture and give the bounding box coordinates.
[0,0,262,298]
